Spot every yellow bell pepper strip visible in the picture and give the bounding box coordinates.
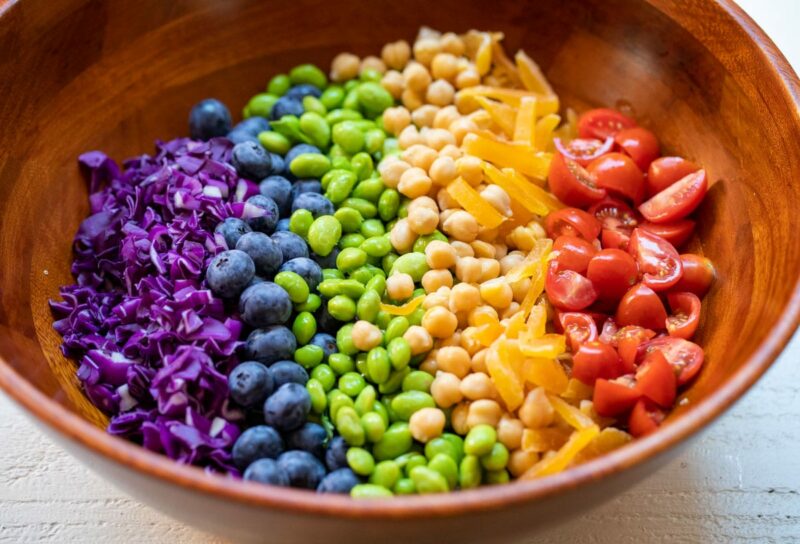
[502,168,565,212]
[549,395,595,430]
[380,295,424,316]
[534,113,561,152]
[474,96,517,139]
[513,96,537,146]
[504,312,527,340]
[561,378,594,402]
[446,177,507,228]
[519,333,566,359]
[475,32,493,76]
[521,425,600,478]
[487,342,525,411]
[518,266,545,319]
[464,134,552,184]
[515,49,555,96]
[521,427,572,453]
[526,303,547,337]
[491,36,522,87]
[483,162,550,216]
[473,320,506,347]
[522,357,569,394]
[505,238,552,283]
[456,86,559,113]
[575,427,632,462]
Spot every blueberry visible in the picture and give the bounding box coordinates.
[245,194,280,234]
[239,282,292,327]
[285,144,322,166]
[270,96,304,120]
[291,193,334,217]
[279,257,322,291]
[243,458,288,486]
[285,84,322,100]
[317,468,359,494]
[263,383,311,432]
[236,232,282,277]
[314,304,339,334]
[247,275,267,288]
[226,129,259,145]
[232,425,284,470]
[259,175,293,217]
[245,326,297,365]
[235,116,271,135]
[232,141,273,181]
[189,98,232,141]
[290,179,322,202]
[206,250,255,299]
[271,231,309,262]
[229,361,274,408]
[324,436,349,471]
[310,248,339,269]
[276,450,326,489]
[269,153,286,176]
[286,422,327,459]
[275,218,291,232]
[308,333,337,363]
[215,217,252,250]
[269,361,309,388]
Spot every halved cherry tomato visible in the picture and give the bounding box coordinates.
[578,108,637,140]
[640,219,696,249]
[647,156,700,197]
[553,235,598,274]
[545,261,597,311]
[548,153,607,208]
[628,399,666,437]
[673,254,715,297]
[572,341,624,384]
[616,326,657,372]
[544,207,602,241]
[593,375,640,416]
[628,228,683,291]
[598,318,619,345]
[587,152,646,205]
[616,283,668,330]
[554,136,614,166]
[558,312,598,352]
[614,127,660,171]
[602,228,631,250]
[589,198,638,250]
[586,248,639,302]
[639,169,708,223]
[642,336,704,385]
[635,350,677,407]
[666,292,701,339]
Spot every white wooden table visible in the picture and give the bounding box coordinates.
[2,2,799,542]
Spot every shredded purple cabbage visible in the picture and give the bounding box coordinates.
[50,138,262,476]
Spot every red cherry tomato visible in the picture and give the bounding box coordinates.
[673,254,715,297]
[665,292,702,339]
[614,127,660,171]
[553,235,598,274]
[635,350,677,407]
[601,228,631,250]
[588,198,638,251]
[593,375,641,416]
[639,169,708,223]
[587,152,646,205]
[545,261,597,311]
[639,219,696,249]
[628,399,666,437]
[544,207,602,241]
[586,248,639,302]
[628,228,683,291]
[647,156,700,197]
[616,326,657,372]
[598,318,619,345]
[558,312,598,352]
[548,153,608,208]
[642,336,704,385]
[554,136,614,166]
[578,108,637,140]
[616,283,668,330]
[572,341,624,384]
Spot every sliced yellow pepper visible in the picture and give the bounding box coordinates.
[561,378,594,402]
[473,320,505,347]
[491,37,522,87]
[475,32,493,76]
[515,49,555,96]
[380,295,424,316]
[474,96,516,139]
[519,333,566,359]
[513,97,537,146]
[483,162,550,216]
[502,168,565,212]
[522,425,599,478]
[521,427,572,453]
[446,177,507,228]
[504,312,527,340]
[457,86,559,113]
[487,342,525,411]
[549,395,595,430]
[505,238,552,283]
[522,357,568,394]
[518,266,545,319]
[575,427,632,462]
[534,113,561,152]
[526,303,548,337]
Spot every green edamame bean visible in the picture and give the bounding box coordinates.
[353,384,376,415]
[319,279,365,299]
[402,370,434,393]
[290,153,331,178]
[343,88,361,111]
[369,460,401,489]
[329,353,355,375]
[391,391,435,421]
[353,178,385,203]
[324,170,357,204]
[386,337,411,371]
[412,287,426,299]
[393,478,415,495]
[328,295,356,321]
[381,396,398,423]
[275,271,309,303]
[360,221,385,240]
[242,105,252,118]
[407,306,425,327]
[350,484,392,499]
[333,121,365,154]
[337,324,358,355]
[337,247,367,272]
[383,137,400,156]
[247,93,278,117]
[346,447,375,476]
[310,364,336,392]
[373,422,413,461]
[441,433,465,463]
[361,411,386,443]
[359,68,383,83]
[464,424,497,457]
[397,199,410,219]
[340,233,366,250]
[484,469,510,485]
[267,73,290,96]
[289,63,327,89]
[375,310,392,330]
[384,316,410,343]
[320,86,345,110]
[331,156,352,171]
[365,274,386,295]
[299,111,330,148]
[356,290,381,322]
[292,311,317,345]
[365,128,386,155]
[349,266,374,285]
[351,152,374,181]
[344,80,359,92]
[361,236,392,258]
[295,344,324,369]
[334,207,364,233]
[306,378,327,413]
[410,466,449,494]
[412,231,449,253]
[289,209,313,238]
[306,215,342,257]
[373,399,389,426]
[377,189,401,222]
[424,436,461,463]
[336,406,365,447]
[480,442,510,471]
[322,167,347,189]
[378,367,409,395]
[302,95,327,116]
[390,253,429,282]
[258,131,291,155]
[328,389,353,421]
[295,293,322,313]
[326,108,362,126]
[428,453,458,490]
[322,269,345,281]
[459,455,482,489]
[271,116,310,144]
[339,371,367,397]
[342,198,377,218]
[366,347,391,384]
[395,452,426,474]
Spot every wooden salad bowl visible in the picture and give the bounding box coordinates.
[0,0,798,542]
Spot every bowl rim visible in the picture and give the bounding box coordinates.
[1,0,800,520]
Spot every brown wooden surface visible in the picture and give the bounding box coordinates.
[0,0,798,539]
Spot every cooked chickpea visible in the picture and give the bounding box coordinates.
[493,243,508,260]
[519,387,555,429]
[480,277,513,309]
[410,104,439,128]
[398,167,432,199]
[386,272,415,301]
[421,269,453,293]
[528,221,547,240]
[439,32,465,56]
[382,106,411,136]
[480,184,512,217]
[433,105,460,129]
[448,282,481,314]
[419,357,438,376]
[450,240,475,258]
[455,67,481,90]
[455,256,482,283]
[381,70,405,99]
[425,128,456,151]
[443,210,479,242]
[436,346,471,378]
[468,305,498,327]
[455,155,484,187]
[377,156,409,189]
[430,371,463,408]
[398,125,424,149]
[407,206,439,235]
[389,218,416,253]
[511,277,532,303]
[436,187,460,210]
[460,326,483,356]
[507,226,536,252]
[401,88,425,111]
[409,407,446,443]
[478,258,501,282]
[428,156,457,186]
[413,37,441,66]
[455,91,480,115]
[460,371,496,400]
[422,306,458,339]
[403,325,434,356]
[446,117,477,145]
[424,240,457,269]
[470,240,495,259]
[407,195,438,214]
[451,401,471,435]
[426,79,456,107]
[403,61,432,92]
[423,287,450,309]
[497,416,524,450]
[499,251,525,275]
[438,144,462,161]
[470,348,489,373]
[351,320,383,351]
[430,53,459,82]
[330,52,360,82]
[382,40,411,70]
[500,302,521,320]
[466,399,503,429]
[360,55,386,75]
[401,144,438,171]
[508,450,540,477]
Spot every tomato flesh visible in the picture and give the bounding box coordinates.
[666,292,701,339]
[628,228,683,291]
[545,261,597,311]
[642,336,704,385]
[635,350,677,407]
[553,235,598,274]
[558,312,598,352]
[639,219,696,249]
[616,283,668,330]
[544,207,602,241]
[673,254,715,297]
[593,376,641,416]
[548,153,607,208]
[554,136,614,166]
[614,127,660,171]
[587,152,646,205]
[639,169,708,223]
[587,248,639,302]
[572,341,624,384]
[628,399,665,437]
[647,156,700,197]
[578,108,637,140]
[615,326,657,373]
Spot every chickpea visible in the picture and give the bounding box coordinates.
[435,346,471,378]
[409,104,438,128]
[403,61,432,92]
[443,210,479,242]
[478,258,501,282]
[460,372,496,400]
[438,144,462,161]
[401,144,438,171]
[493,243,508,260]
[422,306,458,339]
[389,218,416,253]
[408,195,438,214]
[351,320,383,351]
[451,401,471,435]
[398,167,432,199]
[382,39,411,70]
[496,415,525,451]
[470,240,496,259]
[468,305,498,327]
[519,387,555,429]
[426,79,456,107]
[360,55,386,75]
[460,326,483,356]
[455,67,481,90]
[448,116,479,145]
[480,184,512,217]
[423,287,450,309]
[511,277,532,303]
[330,52,360,82]
[407,206,439,235]
[508,450,540,478]
[381,70,405,99]
[508,226,536,252]
[499,251,525,275]
[455,256,482,283]
[401,88,425,111]
[398,125,424,149]
[430,371,463,408]
[528,221,547,240]
[425,128,456,151]
[382,106,411,136]
[421,269,453,293]
[424,240,457,269]
[470,348,489,373]
[480,277,513,309]
[409,407,446,443]
[377,156,409,190]
[428,156,457,186]
[419,357,438,376]
[413,37,441,66]
[438,208,456,226]
[386,272,415,301]
[450,240,475,258]
[403,325,434,356]
[439,32,465,56]
[436,187,460,210]
[500,302,521,320]
[466,399,503,429]
[448,282,481,314]
[430,54,458,83]
[455,155,483,186]
[437,332,462,350]
[433,105,460,130]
